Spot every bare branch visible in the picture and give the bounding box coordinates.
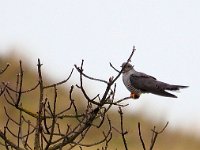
[138,122,169,150]
[0,82,8,96]
[110,45,136,84]
[34,58,44,150]
[138,122,146,150]
[15,60,24,107]
[74,61,108,84]
[109,62,120,73]
[0,131,24,150]
[149,122,169,150]
[118,107,128,150]
[4,82,39,93]
[45,86,58,150]
[0,47,162,150]
[0,63,10,75]
[44,68,74,89]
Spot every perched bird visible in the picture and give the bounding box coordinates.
[121,62,188,99]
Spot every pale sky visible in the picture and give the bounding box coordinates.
[0,0,200,134]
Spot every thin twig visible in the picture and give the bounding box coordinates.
[109,62,120,73]
[138,122,146,150]
[149,122,169,150]
[4,82,39,93]
[74,64,108,84]
[0,63,10,75]
[15,60,24,107]
[45,86,58,150]
[44,68,74,89]
[0,131,24,150]
[118,107,128,150]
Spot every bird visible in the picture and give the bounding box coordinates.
[121,62,188,99]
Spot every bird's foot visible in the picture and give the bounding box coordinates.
[130,93,140,99]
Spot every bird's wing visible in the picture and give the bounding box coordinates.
[129,74,177,98]
[129,74,157,92]
[135,72,156,80]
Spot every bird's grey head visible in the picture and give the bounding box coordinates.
[121,62,134,73]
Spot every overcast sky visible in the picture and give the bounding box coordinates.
[0,0,200,134]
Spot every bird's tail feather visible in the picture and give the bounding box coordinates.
[155,84,189,98]
[166,85,189,91]
[154,90,178,98]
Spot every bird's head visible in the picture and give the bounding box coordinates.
[121,62,134,73]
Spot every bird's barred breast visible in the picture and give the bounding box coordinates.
[123,75,141,95]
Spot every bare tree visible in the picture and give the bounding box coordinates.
[0,47,168,150]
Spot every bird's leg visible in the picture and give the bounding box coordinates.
[130,92,140,99]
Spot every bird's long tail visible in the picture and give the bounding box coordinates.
[155,82,188,98]
[156,90,178,98]
[165,85,189,91]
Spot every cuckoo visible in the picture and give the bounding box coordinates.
[121,62,188,99]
